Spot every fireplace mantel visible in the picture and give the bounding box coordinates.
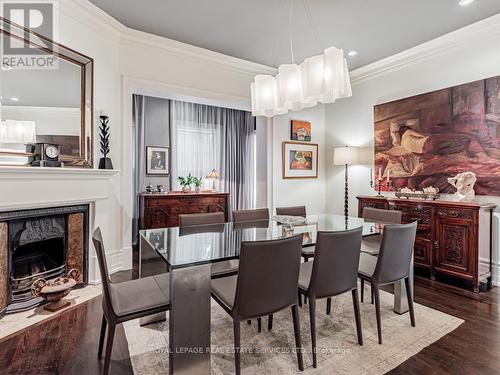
[0,166,120,179]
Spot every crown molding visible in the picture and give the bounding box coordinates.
[59,0,276,77]
[350,13,500,85]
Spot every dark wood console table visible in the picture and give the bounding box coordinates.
[139,191,229,229]
[357,195,496,292]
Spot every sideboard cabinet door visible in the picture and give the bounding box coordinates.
[434,217,473,277]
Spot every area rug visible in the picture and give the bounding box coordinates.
[123,287,463,374]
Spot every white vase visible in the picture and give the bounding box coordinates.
[195,187,201,193]
[182,185,192,193]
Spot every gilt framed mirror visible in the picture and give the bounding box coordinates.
[0,16,93,168]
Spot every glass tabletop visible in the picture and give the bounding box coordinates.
[139,214,383,269]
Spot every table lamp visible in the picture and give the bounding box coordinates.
[333,146,360,217]
[205,169,220,192]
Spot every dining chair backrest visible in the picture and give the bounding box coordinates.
[178,212,225,227]
[372,222,417,284]
[276,206,306,217]
[233,234,303,320]
[233,208,269,222]
[363,207,402,224]
[308,227,363,298]
[92,227,114,316]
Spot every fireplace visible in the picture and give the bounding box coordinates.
[0,205,89,316]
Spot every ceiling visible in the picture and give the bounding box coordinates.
[88,0,500,70]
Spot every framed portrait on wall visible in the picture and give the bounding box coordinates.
[282,141,318,179]
[291,120,311,141]
[146,146,169,175]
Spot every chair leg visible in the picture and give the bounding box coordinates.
[233,320,241,375]
[371,285,374,305]
[298,291,302,307]
[98,314,107,359]
[102,322,115,375]
[257,317,262,333]
[268,314,273,331]
[291,304,304,371]
[405,277,416,327]
[247,320,251,325]
[373,284,382,345]
[360,278,364,303]
[351,289,363,346]
[308,298,317,368]
[326,297,332,315]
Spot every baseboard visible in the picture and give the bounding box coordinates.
[480,257,500,287]
[89,246,133,285]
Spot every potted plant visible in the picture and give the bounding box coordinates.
[177,174,194,193]
[192,177,203,193]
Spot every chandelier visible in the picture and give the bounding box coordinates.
[251,1,352,118]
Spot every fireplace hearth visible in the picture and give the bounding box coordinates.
[0,205,89,316]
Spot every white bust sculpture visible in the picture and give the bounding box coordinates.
[447,172,477,202]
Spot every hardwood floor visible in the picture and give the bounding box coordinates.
[0,273,498,375]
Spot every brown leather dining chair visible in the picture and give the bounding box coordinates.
[361,207,402,256]
[92,228,170,375]
[358,221,417,344]
[211,234,305,375]
[276,205,315,262]
[298,227,363,368]
[178,212,238,278]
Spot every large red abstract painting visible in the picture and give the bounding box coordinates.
[374,76,500,195]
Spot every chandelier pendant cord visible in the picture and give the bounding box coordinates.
[289,0,295,64]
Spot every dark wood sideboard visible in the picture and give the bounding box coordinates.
[357,195,496,292]
[139,192,229,229]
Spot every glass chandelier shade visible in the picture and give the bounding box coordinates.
[251,47,352,118]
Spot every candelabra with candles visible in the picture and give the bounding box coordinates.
[370,167,393,196]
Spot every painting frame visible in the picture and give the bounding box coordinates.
[290,120,312,141]
[282,141,318,179]
[146,146,169,176]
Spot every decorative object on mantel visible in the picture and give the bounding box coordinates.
[177,174,194,193]
[98,111,113,170]
[250,0,351,117]
[448,171,477,202]
[146,146,169,175]
[395,186,440,200]
[192,177,203,193]
[370,166,393,197]
[31,142,63,167]
[31,269,80,312]
[206,169,220,192]
[282,141,318,179]
[156,184,165,193]
[334,146,359,217]
[291,120,311,141]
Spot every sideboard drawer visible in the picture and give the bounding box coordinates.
[436,208,474,221]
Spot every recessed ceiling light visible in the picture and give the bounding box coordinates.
[348,50,358,57]
[10,97,19,102]
[459,0,474,6]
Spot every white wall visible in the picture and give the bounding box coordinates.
[272,105,326,215]
[325,14,500,285]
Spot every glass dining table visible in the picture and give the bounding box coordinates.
[138,214,413,374]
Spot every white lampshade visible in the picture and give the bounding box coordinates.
[0,120,36,143]
[301,54,324,105]
[322,47,344,103]
[333,146,359,165]
[252,76,287,117]
[278,64,305,111]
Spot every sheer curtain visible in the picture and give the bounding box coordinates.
[170,100,255,215]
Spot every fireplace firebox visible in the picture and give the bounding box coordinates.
[0,205,89,317]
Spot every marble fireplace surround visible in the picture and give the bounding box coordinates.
[0,167,126,287]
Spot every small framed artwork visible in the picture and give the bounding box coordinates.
[282,141,318,179]
[146,146,169,176]
[291,120,311,141]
